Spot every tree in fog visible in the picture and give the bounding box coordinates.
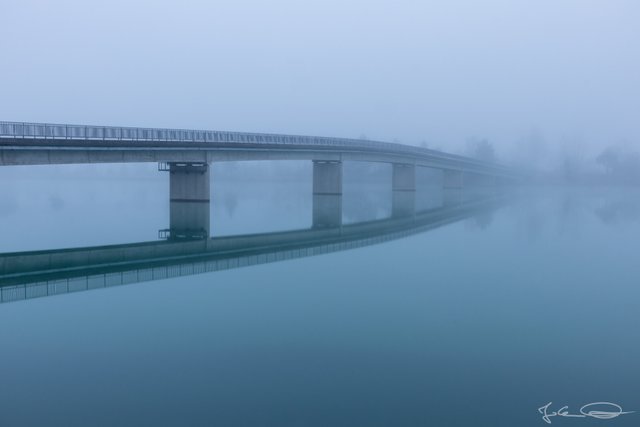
[466,137,496,162]
[596,146,619,175]
[596,145,640,184]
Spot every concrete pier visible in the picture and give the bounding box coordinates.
[392,163,416,218]
[167,162,210,239]
[443,169,464,189]
[169,202,210,239]
[312,160,342,228]
[169,162,210,202]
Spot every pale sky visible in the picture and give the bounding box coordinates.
[1,0,638,165]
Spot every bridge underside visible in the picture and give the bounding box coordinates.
[0,143,513,178]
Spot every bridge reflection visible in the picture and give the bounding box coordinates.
[0,189,507,304]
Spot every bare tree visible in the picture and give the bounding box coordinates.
[466,137,496,162]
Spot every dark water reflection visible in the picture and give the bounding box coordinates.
[1,167,639,427]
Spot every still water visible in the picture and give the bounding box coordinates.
[1,163,639,426]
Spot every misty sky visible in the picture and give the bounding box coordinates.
[1,0,638,164]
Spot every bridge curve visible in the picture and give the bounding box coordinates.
[0,121,513,177]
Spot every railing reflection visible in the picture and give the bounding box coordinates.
[0,194,508,304]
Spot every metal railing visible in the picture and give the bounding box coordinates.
[0,121,507,171]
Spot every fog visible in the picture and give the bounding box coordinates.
[1,0,639,175]
[3,4,640,424]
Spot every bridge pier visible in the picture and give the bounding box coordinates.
[312,160,342,228]
[443,169,464,189]
[163,162,210,239]
[392,163,416,218]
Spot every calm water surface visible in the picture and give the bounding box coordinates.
[1,164,639,426]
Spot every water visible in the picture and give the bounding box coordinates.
[1,164,639,426]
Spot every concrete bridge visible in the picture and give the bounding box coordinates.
[0,195,505,304]
[1,121,515,235]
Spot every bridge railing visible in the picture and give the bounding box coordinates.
[0,121,508,172]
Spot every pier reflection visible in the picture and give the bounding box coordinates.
[0,188,508,304]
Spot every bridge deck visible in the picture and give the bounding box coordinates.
[0,121,512,176]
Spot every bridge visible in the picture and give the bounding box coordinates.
[0,121,515,235]
[0,195,505,304]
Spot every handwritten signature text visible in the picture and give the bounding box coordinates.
[538,402,635,424]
